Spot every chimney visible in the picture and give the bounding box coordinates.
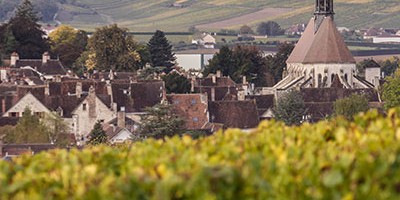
[42,52,50,64]
[45,82,50,95]
[212,75,217,84]
[216,70,222,78]
[10,52,19,66]
[1,98,6,114]
[211,87,215,101]
[242,76,247,85]
[76,81,82,98]
[117,107,126,128]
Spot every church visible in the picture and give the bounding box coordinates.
[261,0,383,121]
[273,0,381,91]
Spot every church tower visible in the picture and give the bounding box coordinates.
[274,0,373,90]
[314,0,334,32]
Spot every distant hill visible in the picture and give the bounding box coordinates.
[0,0,399,31]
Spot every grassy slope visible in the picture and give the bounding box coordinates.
[45,0,400,31]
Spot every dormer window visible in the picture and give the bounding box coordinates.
[83,103,87,111]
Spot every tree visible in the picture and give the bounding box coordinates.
[43,113,71,147]
[380,56,400,77]
[266,42,295,83]
[148,30,176,73]
[239,25,254,35]
[334,94,369,120]
[382,69,400,110]
[137,103,184,140]
[87,121,108,145]
[273,90,306,126]
[204,45,270,87]
[257,21,284,36]
[6,0,49,58]
[4,107,49,144]
[84,24,140,72]
[162,72,191,94]
[49,25,88,69]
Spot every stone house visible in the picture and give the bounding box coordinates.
[192,72,238,102]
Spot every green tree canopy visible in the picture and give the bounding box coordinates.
[203,45,270,87]
[382,69,400,110]
[257,21,284,36]
[273,90,306,126]
[239,25,254,35]
[148,30,176,73]
[137,103,184,140]
[334,94,369,120]
[4,0,49,58]
[162,72,191,94]
[49,25,88,69]
[4,107,49,144]
[85,24,140,72]
[266,42,295,83]
[87,121,108,145]
[380,56,400,77]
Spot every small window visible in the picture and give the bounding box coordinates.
[191,99,197,105]
[83,103,87,111]
[9,112,18,117]
[100,119,105,123]
[193,117,199,122]
[174,100,180,105]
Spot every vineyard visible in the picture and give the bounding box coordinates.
[1,109,400,199]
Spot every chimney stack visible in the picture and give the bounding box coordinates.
[216,70,222,78]
[211,87,215,101]
[212,75,217,84]
[76,82,82,98]
[1,98,6,114]
[117,107,126,128]
[10,52,19,66]
[42,52,50,64]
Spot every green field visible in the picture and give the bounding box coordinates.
[38,0,400,32]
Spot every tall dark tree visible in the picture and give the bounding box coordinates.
[6,0,49,58]
[87,121,108,145]
[266,42,295,83]
[257,21,285,36]
[84,24,140,72]
[162,72,191,94]
[203,46,234,77]
[204,45,270,87]
[148,30,176,73]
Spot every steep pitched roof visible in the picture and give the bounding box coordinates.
[15,60,67,75]
[209,100,259,129]
[287,17,356,64]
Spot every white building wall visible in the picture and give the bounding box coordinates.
[365,67,381,87]
[2,93,51,117]
[373,37,400,43]
[287,63,356,88]
[175,54,215,71]
[72,95,115,139]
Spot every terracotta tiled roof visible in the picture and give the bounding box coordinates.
[0,117,18,126]
[287,16,356,64]
[167,94,209,130]
[209,100,259,129]
[245,95,274,117]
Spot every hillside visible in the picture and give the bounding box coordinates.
[0,0,399,31]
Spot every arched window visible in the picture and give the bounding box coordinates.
[344,74,348,82]
[318,74,322,87]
